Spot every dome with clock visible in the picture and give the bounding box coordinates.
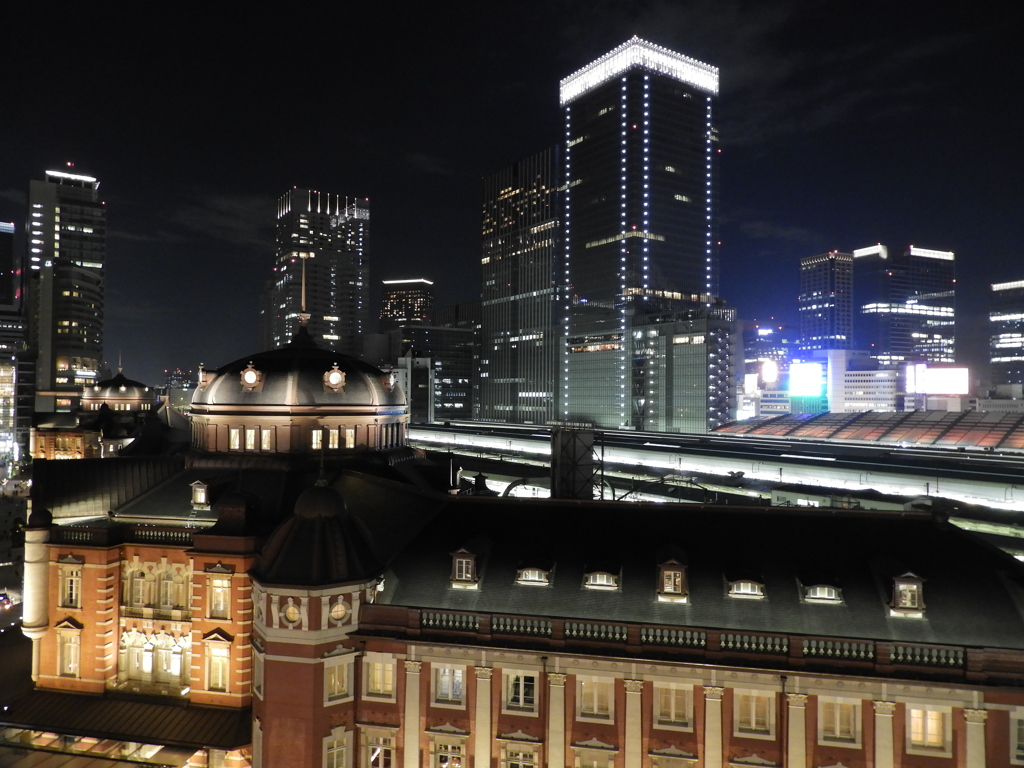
[189,326,408,454]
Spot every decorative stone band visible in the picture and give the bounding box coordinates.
[704,686,724,701]
[548,673,567,686]
[787,693,808,708]
[474,666,493,680]
[964,708,989,724]
[624,679,644,694]
[404,660,422,673]
[873,700,897,716]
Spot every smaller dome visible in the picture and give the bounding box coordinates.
[295,484,348,519]
[86,372,155,402]
[27,508,53,528]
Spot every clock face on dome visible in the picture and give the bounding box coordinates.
[328,370,343,386]
[242,370,258,385]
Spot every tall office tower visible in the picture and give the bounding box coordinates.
[27,169,106,412]
[380,278,434,333]
[0,221,28,468]
[479,147,561,424]
[260,189,369,357]
[560,38,727,431]
[990,280,1024,387]
[853,244,956,365]
[0,221,19,308]
[798,251,853,352]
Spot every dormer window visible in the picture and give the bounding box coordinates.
[450,548,478,590]
[729,580,764,599]
[191,481,209,509]
[805,584,841,602]
[891,572,925,618]
[658,557,688,603]
[517,568,550,586]
[584,570,619,590]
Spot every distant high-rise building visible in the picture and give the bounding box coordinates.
[380,278,433,332]
[0,220,19,308]
[853,244,955,365]
[260,189,369,357]
[560,38,731,431]
[479,147,561,424]
[27,169,106,412]
[799,251,853,352]
[990,280,1024,387]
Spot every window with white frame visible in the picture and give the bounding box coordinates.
[450,548,478,589]
[584,571,618,589]
[364,653,395,699]
[658,559,687,602]
[804,584,841,603]
[1012,712,1024,764]
[324,727,350,768]
[729,580,765,599]
[60,564,82,609]
[434,665,465,705]
[261,429,273,452]
[325,656,353,704]
[891,572,925,617]
[245,428,257,451]
[575,749,614,768]
[516,568,549,586]
[504,671,537,712]
[191,481,209,507]
[207,644,229,692]
[431,738,465,767]
[734,691,774,737]
[345,428,355,449]
[58,628,81,677]
[365,733,394,768]
[907,705,949,755]
[311,429,323,451]
[819,697,859,745]
[209,576,230,619]
[329,428,340,450]
[129,569,149,607]
[502,746,537,768]
[229,428,241,451]
[654,683,692,728]
[159,571,180,609]
[252,651,264,698]
[578,676,613,720]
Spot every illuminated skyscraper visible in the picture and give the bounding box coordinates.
[479,147,561,424]
[260,189,369,357]
[380,278,433,332]
[27,169,106,412]
[853,244,956,364]
[559,38,730,430]
[990,280,1024,387]
[799,251,853,351]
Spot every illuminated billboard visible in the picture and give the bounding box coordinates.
[761,359,779,384]
[789,362,824,397]
[905,364,969,395]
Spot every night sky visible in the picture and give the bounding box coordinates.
[1,4,1020,387]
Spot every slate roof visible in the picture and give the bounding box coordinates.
[377,495,1024,650]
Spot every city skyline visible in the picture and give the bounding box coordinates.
[0,5,1019,386]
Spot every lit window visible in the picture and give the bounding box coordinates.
[584,570,618,589]
[729,580,764,599]
[504,671,536,711]
[805,584,841,602]
[367,735,393,768]
[253,651,264,698]
[58,629,81,677]
[516,567,550,585]
[811,699,853,748]
[245,428,256,451]
[578,676,613,720]
[209,577,230,619]
[891,572,925,617]
[261,429,273,451]
[908,706,947,752]
[208,645,229,691]
[328,428,340,450]
[325,659,350,702]
[345,428,355,449]
[654,683,692,727]
[324,730,348,768]
[311,429,323,450]
[432,739,465,768]
[451,548,478,589]
[191,481,209,507]
[365,655,395,698]
[229,428,241,451]
[734,691,773,736]
[60,565,82,609]
[434,665,464,705]
[503,747,537,768]
[658,556,687,602]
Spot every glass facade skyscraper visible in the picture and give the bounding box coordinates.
[260,189,369,357]
[559,38,728,430]
[799,251,853,352]
[852,244,955,365]
[990,280,1024,387]
[380,278,434,333]
[479,147,561,424]
[27,169,106,412]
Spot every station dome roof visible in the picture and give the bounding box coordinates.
[84,372,156,402]
[191,327,405,410]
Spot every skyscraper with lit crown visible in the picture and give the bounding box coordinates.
[559,38,731,431]
[260,188,369,357]
[27,169,106,412]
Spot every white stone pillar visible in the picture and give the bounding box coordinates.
[404,661,422,768]
[474,667,493,768]
[624,679,644,768]
[786,693,808,768]
[703,686,724,768]
[873,700,896,768]
[21,525,51,681]
[547,673,567,768]
[964,708,987,768]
